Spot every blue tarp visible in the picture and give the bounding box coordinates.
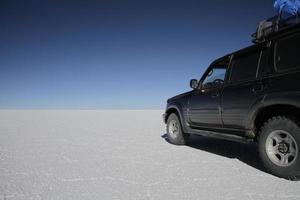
[274,0,300,15]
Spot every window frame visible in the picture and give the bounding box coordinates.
[257,41,273,78]
[199,57,230,90]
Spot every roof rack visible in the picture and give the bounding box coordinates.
[252,14,300,44]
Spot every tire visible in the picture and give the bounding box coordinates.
[166,113,189,145]
[258,116,300,180]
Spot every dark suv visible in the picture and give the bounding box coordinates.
[163,25,300,180]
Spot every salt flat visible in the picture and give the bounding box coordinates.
[0,110,299,200]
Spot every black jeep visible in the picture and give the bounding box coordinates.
[163,24,300,180]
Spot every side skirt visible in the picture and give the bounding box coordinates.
[187,128,253,144]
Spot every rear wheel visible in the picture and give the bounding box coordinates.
[166,113,189,145]
[258,116,300,180]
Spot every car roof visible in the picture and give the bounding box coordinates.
[211,44,261,66]
[212,24,300,65]
[265,21,300,41]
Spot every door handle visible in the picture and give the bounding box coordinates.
[211,92,219,98]
[252,84,264,93]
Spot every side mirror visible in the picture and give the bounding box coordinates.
[190,79,199,89]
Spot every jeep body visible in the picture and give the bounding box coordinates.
[163,25,300,179]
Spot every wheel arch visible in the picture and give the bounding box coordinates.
[165,104,187,132]
[250,104,300,140]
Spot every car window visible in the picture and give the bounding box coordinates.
[202,67,227,89]
[275,33,300,72]
[257,47,272,77]
[230,51,261,83]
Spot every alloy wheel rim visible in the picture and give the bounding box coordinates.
[265,130,298,167]
[168,120,179,139]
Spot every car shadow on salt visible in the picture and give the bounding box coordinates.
[161,133,267,174]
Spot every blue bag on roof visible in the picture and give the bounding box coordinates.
[274,0,300,16]
[253,1,300,43]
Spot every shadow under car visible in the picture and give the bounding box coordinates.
[161,133,267,174]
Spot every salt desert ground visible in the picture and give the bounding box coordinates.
[0,110,300,200]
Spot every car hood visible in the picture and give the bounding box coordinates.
[167,91,193,103]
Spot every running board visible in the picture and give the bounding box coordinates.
[188,129,253,144]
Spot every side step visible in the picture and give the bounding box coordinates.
[188,129,253,144]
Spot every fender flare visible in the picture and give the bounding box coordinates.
[165,103,187,132]
[246,93,300,131]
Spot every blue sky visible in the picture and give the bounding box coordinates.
[0,0,275,109]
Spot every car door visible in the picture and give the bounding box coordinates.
[188,59,229,129]
[221,46,269,132]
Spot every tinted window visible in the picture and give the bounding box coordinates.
[230,51,260,83]
[276,33,300,71]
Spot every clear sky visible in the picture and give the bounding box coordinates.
[0,0,275,109]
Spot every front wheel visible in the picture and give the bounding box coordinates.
[166,113,189,145]
[258,116,300,180]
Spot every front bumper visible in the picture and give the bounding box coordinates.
[162,113,167,124]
